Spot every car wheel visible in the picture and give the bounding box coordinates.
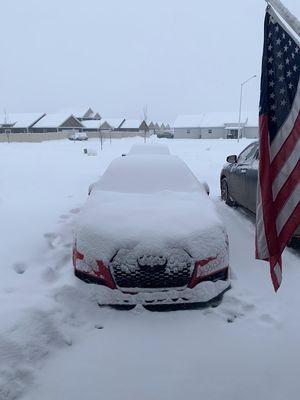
[221,178,235,207]
[287,237,300,248]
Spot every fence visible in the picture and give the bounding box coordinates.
[0,130,150,143]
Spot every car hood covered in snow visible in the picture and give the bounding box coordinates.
[75,189,227,263]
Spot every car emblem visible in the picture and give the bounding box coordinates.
[137,255,167,271]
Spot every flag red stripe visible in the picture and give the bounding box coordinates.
[258,114,280,257]
[269,256,282,292]
[270,112,300,181]
[273,160,300,213]
[278,202,300,253]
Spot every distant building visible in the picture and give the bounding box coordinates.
[82,118,125,132]
[148,121,155,134]
[31,113,84,133]
[82,120,102,132]
[173,111,258,139]
[100,118,125,130]
[119,119,148,132]
[0,113,45,133]
[76,108,101,121]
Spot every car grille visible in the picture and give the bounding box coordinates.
[110,249,193,289]
[112,264,191,288]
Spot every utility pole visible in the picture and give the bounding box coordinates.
[237,74,257,142]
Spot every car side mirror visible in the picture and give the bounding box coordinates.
[226,155,237,164]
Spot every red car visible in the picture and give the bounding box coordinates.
[73,147,230,308]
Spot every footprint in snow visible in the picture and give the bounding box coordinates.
[69,208,81,214]
[12,262,27,274]
[216,292,256,322]
[259,313,280,327]
[44,232,61,249]
[60,214,70,220]
[41,266,59,283]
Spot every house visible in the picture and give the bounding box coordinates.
[173,111,258,139]
[100,118,125,130]
[82,118,125,132]
[76,108,101,121]
[0,113,45,133]
[148,121,155,134]
[119,119,148,132]
[31,113,84,133]
[82,120,102,132]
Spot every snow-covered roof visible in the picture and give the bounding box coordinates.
[120,119,143,129]
[33,113,82,128]
[173,115,204,128]
[173,111,258,128]
[101,118,125,129]
[83,120,101,129]
[0,113,45,127]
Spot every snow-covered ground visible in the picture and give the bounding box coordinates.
[0,137,299,400]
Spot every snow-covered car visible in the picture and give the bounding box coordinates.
[68,131,88,141]
[127,143,170,156]
[73,154,230,308]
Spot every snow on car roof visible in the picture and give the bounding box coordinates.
[127,144,170,156]
[94,155,202,194]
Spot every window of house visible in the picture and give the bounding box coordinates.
[186,129,190,134]
[208,129,212,134]
[227,129,238,139]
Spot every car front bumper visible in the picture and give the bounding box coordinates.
[90,279,231,306]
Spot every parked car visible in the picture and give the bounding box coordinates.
[73,151,230,308]
[157,131,174,139]
[122,144,171,157]
[127,144,170,155]
[68,131,88,141]
[220,141,300,246]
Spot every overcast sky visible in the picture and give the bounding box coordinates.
[0,0,299,123]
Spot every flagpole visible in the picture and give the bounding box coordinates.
[265,0,300,36]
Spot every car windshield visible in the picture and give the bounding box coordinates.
[95,155,202,194]
[238,142,258,163]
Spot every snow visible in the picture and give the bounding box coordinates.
[33,113,82,128]
[76,190,224,264]
[120,119,142,129]
[93,155,202,193]
[127,143,170,155]
[82,120,101,129]
[173,111,258,128]
[0,137,300,400]
[101,118,125,129]
[0,113,45,127]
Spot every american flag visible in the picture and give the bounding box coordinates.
[256,5,300,291]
